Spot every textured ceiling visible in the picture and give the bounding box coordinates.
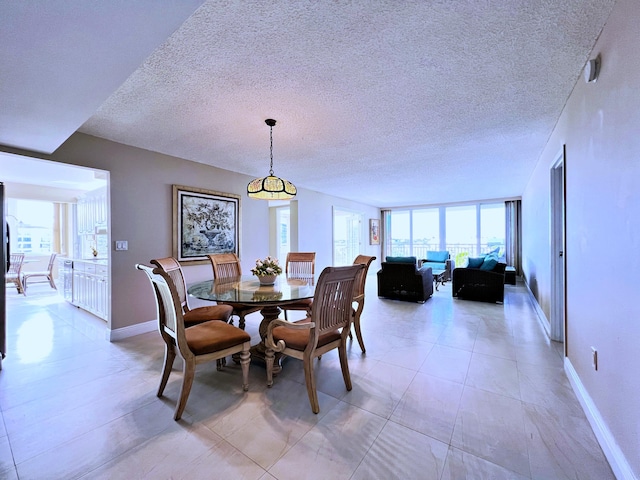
[2,1,615,207]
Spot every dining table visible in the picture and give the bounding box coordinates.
[187,274,316,373]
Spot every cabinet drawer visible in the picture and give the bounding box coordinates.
[96,265,108,276]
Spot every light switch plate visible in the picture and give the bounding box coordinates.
[115,240,128,251]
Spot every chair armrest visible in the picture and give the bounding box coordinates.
[265,318,314,352]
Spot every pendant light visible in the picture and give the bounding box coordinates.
[247,119,297,200]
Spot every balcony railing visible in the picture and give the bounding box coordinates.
[388,243,505,265]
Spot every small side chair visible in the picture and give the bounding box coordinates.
[136,263,251,421]
[6,253,26,295]
[282,252,316,321]
[151,257,233,326]
[23,253,58,293]
[265,264,363,414]
[350,255,376,353]
[207,253,260,330]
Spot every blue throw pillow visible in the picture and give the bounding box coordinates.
[467,256,485,268]
[386,256,417,264]
[426,251,449,263]
[479,255,499,271]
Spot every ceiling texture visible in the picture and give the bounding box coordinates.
[1,1,615,208]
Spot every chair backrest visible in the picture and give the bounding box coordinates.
[208,253,242,279]
[151,257,190,313]
[310,264,363,339]
[46,253,58,273]
[352,255,376,300]
[136,263,189,353]
[285,252,315,276]
[8,253,25,275]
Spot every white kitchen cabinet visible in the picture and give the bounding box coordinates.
[72,260,109,320]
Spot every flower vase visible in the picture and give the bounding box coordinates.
[258,274,277,286]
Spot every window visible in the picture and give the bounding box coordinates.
[446,205,477,266]
[384,202,507,266]
[333,208,362,266]
[275,207,290,261]
[7,199,55,254]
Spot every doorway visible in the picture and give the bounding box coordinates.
[1,153,111,362]
[550,146,566,347]
[333,207,362,266]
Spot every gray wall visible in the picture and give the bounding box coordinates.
[522,0,639,476]
[3,132,379,336]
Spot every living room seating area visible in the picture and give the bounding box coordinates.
[377,256,434,303]
[452,252,507,303]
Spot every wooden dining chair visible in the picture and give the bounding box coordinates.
[350,255,376,353]
[136,263,251,421]
[282,252,316,321]
[6,253,26,295]
[23,253,58,292]
[207,253,260,330]
[151,257,233,326]
[265,264,363,414]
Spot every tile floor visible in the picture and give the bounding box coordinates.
[0,277,614,479]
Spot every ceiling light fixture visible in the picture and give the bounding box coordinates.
[247,119,297,200]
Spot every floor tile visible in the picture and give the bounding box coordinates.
[0,278,616,479]
[268,401,386,480]
[352,420,448,479]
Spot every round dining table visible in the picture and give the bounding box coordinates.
[187,274,315,373]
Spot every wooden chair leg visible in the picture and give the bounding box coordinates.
[158,345,176,397]
[174,358,196,421]
[240,346,250,391]
[265,348,274,387]
[353,318,366,353]
[338,343,352,391]
[303,356,319,414]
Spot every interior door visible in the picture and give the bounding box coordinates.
[550,147,566,346]
[1,182,7,369]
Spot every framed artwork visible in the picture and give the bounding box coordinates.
[173,185,240,263]
[369,218,380,245]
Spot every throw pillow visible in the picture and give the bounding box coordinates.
[386,256,417,264]
[479,255,499,271]
[467,256,485,268]
[426,251,449,263]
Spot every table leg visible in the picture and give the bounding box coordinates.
[250,305,285,374]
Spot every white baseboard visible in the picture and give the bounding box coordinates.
[108,319,156,341]
[564,358,637,480]
[523,278,550,336]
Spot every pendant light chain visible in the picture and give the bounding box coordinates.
[269,124,274,176]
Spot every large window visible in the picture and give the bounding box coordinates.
[385,202,506,266]
[7,199,55,254]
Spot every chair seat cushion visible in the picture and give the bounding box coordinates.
[272,319,341,351]
[183,304,233,325]
[185,320,251,355]
[282,298,313,310]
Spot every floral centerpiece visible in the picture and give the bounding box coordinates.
[251,256,282,285]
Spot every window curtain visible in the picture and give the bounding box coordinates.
[505,200,521,274]
[381,209,392,260]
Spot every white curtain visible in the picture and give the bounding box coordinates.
[381,209,392,261]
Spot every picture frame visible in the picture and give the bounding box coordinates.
[369,218,380,245]
[173,185,240,263]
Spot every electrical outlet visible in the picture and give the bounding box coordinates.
[115,240,128,251]
[591,347,598,371]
